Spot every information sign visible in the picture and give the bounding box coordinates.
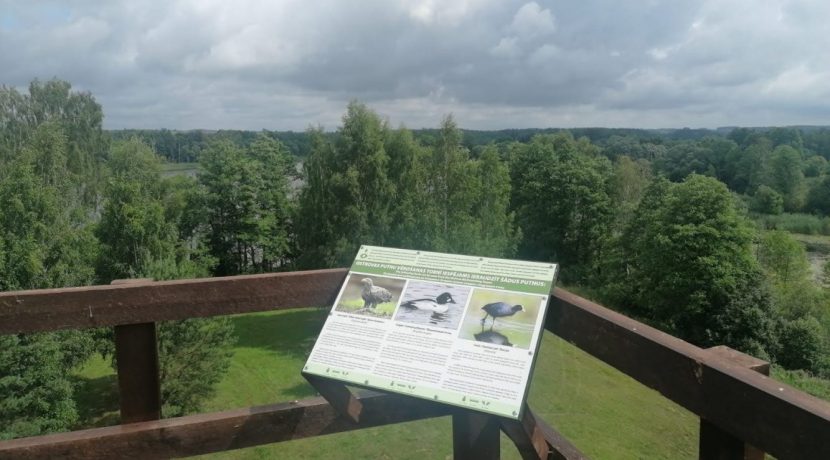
[302,245,558,419]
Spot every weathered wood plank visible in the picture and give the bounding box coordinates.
[532,414,588,460]
[0,268,348,334]
[548,288,830,460]
[698,346,767,460]
[0,391,451,459]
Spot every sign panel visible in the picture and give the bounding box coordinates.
[302,245,558,419]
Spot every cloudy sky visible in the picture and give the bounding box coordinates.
[1,0,828,130]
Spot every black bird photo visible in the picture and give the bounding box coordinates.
[480,302,524,330]
[459,289,541,349]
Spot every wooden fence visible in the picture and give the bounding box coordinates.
[0,268,828,459]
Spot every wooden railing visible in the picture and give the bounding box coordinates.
[0,268,828,459]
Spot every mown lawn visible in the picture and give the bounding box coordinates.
[76,308,699,459]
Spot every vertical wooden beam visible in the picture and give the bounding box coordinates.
[303,373,364,423]
[501,405,549,460]
[453,411,501,460]
[112,279,161,424]
[698,346,769,460]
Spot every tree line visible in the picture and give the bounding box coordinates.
[1,80,828,440]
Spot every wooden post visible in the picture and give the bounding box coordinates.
[501,405,549,460]
[699,346,769,460]
[112,279,161,424]
[453,411,501,460]
[303,373,364,423]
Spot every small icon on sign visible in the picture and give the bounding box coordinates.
[364,380,369,385]
[512,411,518,416]
[325,368,330,373]
[433,395,438,400]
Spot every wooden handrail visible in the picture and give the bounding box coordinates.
[0,268,348,334]
[1,270,829,459]
[549,288,830,459]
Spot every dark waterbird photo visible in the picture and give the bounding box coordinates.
[335,274,406,318]
[481,302,525,330]
[394,281,471,330]
[459,289,544,350]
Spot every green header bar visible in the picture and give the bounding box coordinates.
[352,246,557,295]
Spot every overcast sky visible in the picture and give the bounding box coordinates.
[1,0,829,130]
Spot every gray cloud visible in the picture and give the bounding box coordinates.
[1,0,828,129]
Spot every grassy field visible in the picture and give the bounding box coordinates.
[160,162,199,177]
[75,308,699,459]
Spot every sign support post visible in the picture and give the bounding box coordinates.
[303,373,364,423]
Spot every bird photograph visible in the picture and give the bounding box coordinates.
[480,302,524,330]
[458,289,545,349]
[394,281,470,330]
[334,275,406,318]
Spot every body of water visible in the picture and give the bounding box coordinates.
[394,281,471,330]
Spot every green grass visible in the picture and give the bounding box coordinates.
[74,308,699,459]
[335,298,397,317]
[72,355,119,428]
[771,366,830,401]
[160,162,200,177]
[791,233,830,254]
[755,212,830,236]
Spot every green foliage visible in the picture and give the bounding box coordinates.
[654,142,716,182]
[803,155,827,177]
[732,141,772,194]
[777,317,825,371]
[94,138,234,417]
[0,80,102,440]
[385,126,438,249]
[0,127,98,292]
[751,185,784,215]
[426,117,518,256]
[297,108,518,266]
[609,155,652,227]
[756,212,830,235]
[0,334,79,439]
[511,133,613,283]
[296,102,393,268]
[428,116,480,253]
[757,231,811,288]
[96,139,177,281]
[767,145,806,211]
[470,146,520,257]
[605,175,777,353]
[806,175,830,215]
[199,134,293,275]
[0,79,108,203]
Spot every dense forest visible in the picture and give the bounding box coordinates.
[2,80,829,440]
